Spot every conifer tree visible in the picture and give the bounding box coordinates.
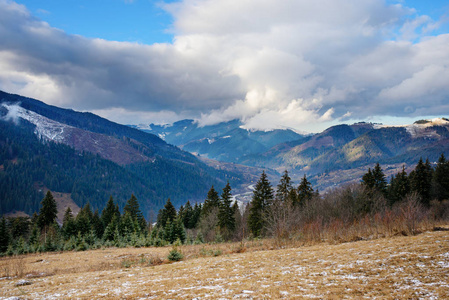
[432,153,449,201]
[101,196,120,228]
[387,166,409,205]
[410,158,433,206]
[62,207,77,239]
[218,182,235,239]
[182,201,194,229]
[372,163,387,195]
[38,191,58,230]
[202,186,221,217]
[91,210,104,238]
[297,174,314,205]
[248,171,274,237]
[190,203,202,229]
[361,168,375,189]
[276,170,293,202]
[76,203,93,235]
[124,194,146,231]
[157,198,177,228]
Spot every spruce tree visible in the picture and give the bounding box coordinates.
[276,170,293,202]
[297,174,314,205]
[124,194,146,231]
[248,171,274,237]
[218,182,235,239]
[38,191,58,230]
[102,196,119,228]
[372,163,387,195]
[432,153,449,201]
[91,210,104,238]
[202,186,221,217]
[76,203,93,236]
[410,158,433,206]
[361,168,375,189]
[387,166,409,205]
[157,199,177,228]
[62,207,77,239]
[190,203,202,229]
[182,201,194,229]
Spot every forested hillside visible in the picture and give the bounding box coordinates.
[0,91,242,218]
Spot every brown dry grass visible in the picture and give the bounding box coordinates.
[1,228,448,299]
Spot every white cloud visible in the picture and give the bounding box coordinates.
[0,0,448,131]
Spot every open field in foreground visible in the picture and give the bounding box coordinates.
[1,229,448,299]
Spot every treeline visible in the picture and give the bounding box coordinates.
[1,155,448,255]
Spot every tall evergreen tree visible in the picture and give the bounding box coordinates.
[361,168,375,189]
[410,158,433,206]
[62,207,77,239]
[248,171,274,237]
[372,163,387,195]
[124,194,146,231]
[101,196,120,228]
[218,182,235,239]
[76,203,93,235]
[432,153,449,201]
[190,203,202,229]
[202,186,221,217]
[181,201,194,229]
[157,198,177,228]
[91,209,104,238]
[387,166,410,205]
[276,170,293,202]
[38,191,58,230]
[297,174,314,205]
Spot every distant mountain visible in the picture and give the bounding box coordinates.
[131,119,306,163]
[134,116,449,193]
[0,91,242,218]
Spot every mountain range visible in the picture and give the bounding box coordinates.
[0,90,243,219]
[134,117,449,191]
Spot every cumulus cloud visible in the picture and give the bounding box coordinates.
[0,0,448,131]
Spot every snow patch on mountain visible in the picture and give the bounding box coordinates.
[373,118,449,138]
[1,103,72,142]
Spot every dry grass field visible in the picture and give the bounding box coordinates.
[1,229,448,299]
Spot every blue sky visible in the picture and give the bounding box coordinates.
[1,0,449,132]
[16,0,177,44]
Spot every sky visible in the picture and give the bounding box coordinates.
[0,0,448,132]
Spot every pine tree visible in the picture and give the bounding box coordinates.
[248,171,274,237]
[157,198,177,228]
[432,153,449,201]
[182,201,194,229]
[62,207,77,239]
[387,166,409,205]
[38,191,58,230]
[91,210,104,238]
[410,158,433,206]
[297,174,313,205]
[202,186,221,217]
[190,203,201,229]
[102,196,119,228]
[0,217,10,253]
[276,170,293,202]
[361,168,375,189]
[76,203,93,235]
[218,182,235,239]
[124,194,146,231]
[372,163,387,195]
